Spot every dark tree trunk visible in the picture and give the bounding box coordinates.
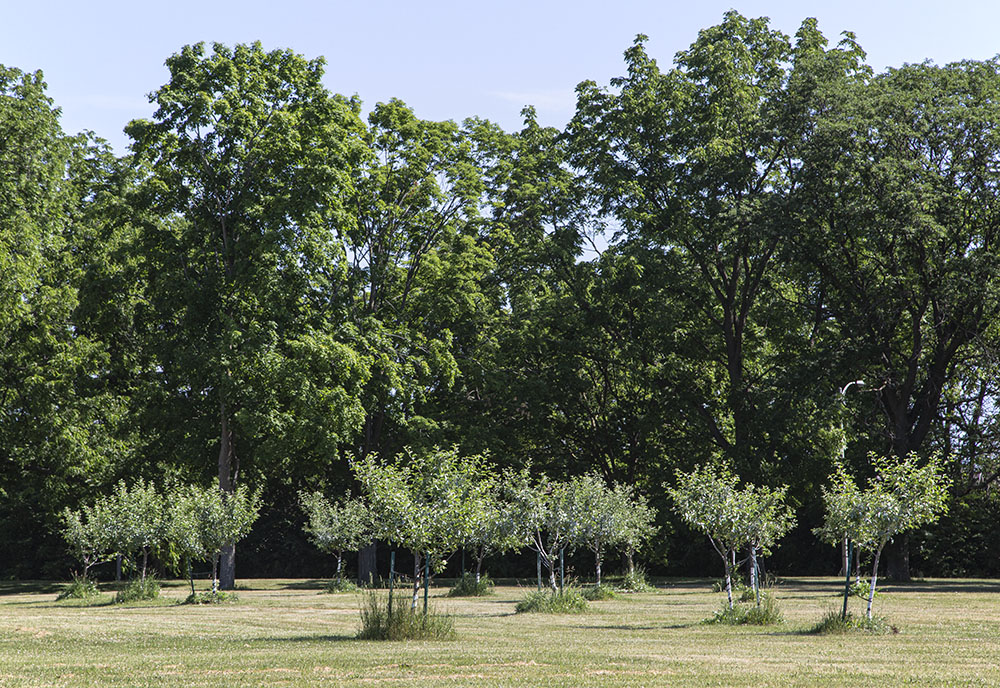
[358,542,377,586]
[885,534,911,582]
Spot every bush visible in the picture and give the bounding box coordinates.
[114,578,160,604]
[617,567,654,593]
[56,574,101,601]
[447,573,494,598]
[515,588,589,614]
[184,590,239,604]
[583,585,618,601]
[324,579,360,594]
[706,593,783,626]
[357,590,455,641]
[810,610,896,635]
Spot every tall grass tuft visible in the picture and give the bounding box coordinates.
[706,592,783,626]
[810,610,896,635]
[56,574,101,601]
[516,587,589,613]
[324,579,360,594]
[357,589,455,640]
[583,585,618,601]
[113,578,160,604]
[447,573,494,597]
[617,567,654,593]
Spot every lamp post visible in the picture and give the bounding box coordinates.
[839,380,863,619]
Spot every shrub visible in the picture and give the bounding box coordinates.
[324,579,360,594]
[515,588,588,614]
[56,574,101,601]
[114,578,160,604]
[583,585,618,601]
[810,610,896,635]
[706,593,783,626]
[617,567,654,593]
[447,573,494,598]
[357,590,455,641]
[184,590,239,604]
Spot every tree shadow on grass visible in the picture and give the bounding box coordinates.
[0,581,66,595]
[260,633,358,643]
[574,623,693,631]
[276,579,332,591]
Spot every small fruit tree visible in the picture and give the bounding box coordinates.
[668,465,794,609]
[169,481,262,594]
[819,453,950,619]
[300,491,371,586]
[353,446,492,609]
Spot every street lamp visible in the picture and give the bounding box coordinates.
[838,379,863,619]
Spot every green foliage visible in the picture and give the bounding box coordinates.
[184,590,239,605]
[113,577,160,604]
[810,610,894,635]
[357,589,455,641]
[169,481,262,590]
[447,573,494,597]
[300,491,370,584]
[515,588,589,614]
[56,574,101,601]
[354,446,492,571]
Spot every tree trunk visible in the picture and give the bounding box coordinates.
[885,534,911,582]
[840,535,849,577]
[475,551,484,584]
[218,400,238,590]
[867,546,884,620]
[141,548,148,581]
[749,546,759,606]
[723,550,734,609]
[116,554,122,582]
[595,550,603,587]
[625,550,635,576]
[411,552,421,610]
[212,554,219,594]
[548,560,558,593]
[359,542,377,586]
[335,552,343,584]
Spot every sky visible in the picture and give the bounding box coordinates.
[5,0,1000,154]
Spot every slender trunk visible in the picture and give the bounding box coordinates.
[188,559,195,597]
[336,552,343,584]
[840,535,849,577]
[116,554,122,582]
[548,560,558,593]
[212,553,219,594]
[141,548,148,581]
[724,550,734,609]
[749,546,759,606]
[475,551,484,584]
[411,552,421,610]
[626,550,635,576]
[595,549,603,587]
[867,546,884,620]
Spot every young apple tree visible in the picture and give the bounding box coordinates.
[353,446,492,609]
[733,483,796,605]
[61,501,114,581]
[300,491,371,585]
[507,469,579,593]
[819,453,950,619]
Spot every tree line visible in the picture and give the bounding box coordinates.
[4,11,1000,584]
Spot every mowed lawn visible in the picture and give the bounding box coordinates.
[2,577,1000,687]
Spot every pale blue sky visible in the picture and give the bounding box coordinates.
[5,0,1000,153]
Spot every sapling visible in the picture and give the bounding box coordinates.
[300,491,371,586]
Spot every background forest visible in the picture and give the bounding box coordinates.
[4,12,1000,583]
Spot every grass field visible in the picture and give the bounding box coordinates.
[2,577,1000,687]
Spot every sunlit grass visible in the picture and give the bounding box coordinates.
[2,577,1000,686]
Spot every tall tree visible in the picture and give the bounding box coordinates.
[126,42,370,588]
[793,58,1000,577]
[568,14,870,486]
